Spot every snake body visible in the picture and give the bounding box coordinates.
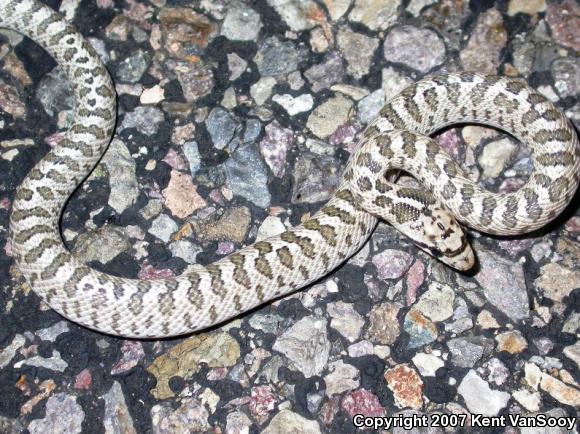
[2,0,579,338]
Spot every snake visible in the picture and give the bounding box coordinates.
[1,0,579,338]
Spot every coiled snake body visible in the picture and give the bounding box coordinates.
[2,0,579,338]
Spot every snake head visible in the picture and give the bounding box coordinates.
[405,205,475,271]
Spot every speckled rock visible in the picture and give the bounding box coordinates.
[304,52,346,93]
[272,93,313,116]
[159,7,217,58]
[254,37,306,76]
[551,57,579,99]
[0,334,25,369]
[116,49,150,83]
[372,249,413,280]
[259,120,294,178]
[478,137,518,178]
[358,89,386,124]
[163,170,206,219]
[28,394,84,434]
[384,364,424,409]
[206,107,237,150]
[121,106,165,136]
[341,388,385,417]
[272,316,330,378]
[546,0,580,51]
[151,398,210,434]
[475,249,530,321]
[148,214,178,243]
[447,337,492,368]
[191,206,251,244]
[222,4,262,41]
[266,0,324,31]
[460,9,507,73]
[539,373,580,407]
[383,25,446,73]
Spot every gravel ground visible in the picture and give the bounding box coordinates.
[0,0,578,433]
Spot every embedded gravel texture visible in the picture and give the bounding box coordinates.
[0,0,579,433]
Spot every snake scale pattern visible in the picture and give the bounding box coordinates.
[2,0,579,338]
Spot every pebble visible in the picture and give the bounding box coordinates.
[260,121,294,178]
[147,333,240,399]
[447,337,490,368]
[341,388,385,417]
[251,77,276,105]
[383,25,446,73]
[272,316,330,378]
[224,143,271,208]
[158,7,217,58]
[262,409,322,434]
[480,357,510,386]
[221,4,262,41]
[507,0,546,16]
[36,67,73,117]
[457,370,510,416]
[406,0,437,16]
[266,0,323,31]
[478,138,518,178]
[562,342,580,369]
[412,352,444,377]
[476,310,500,330]
[254,37,306,76]
[291,153,341,203]
[162,170,206,219]
[337,27,379,79]
[116,50,150,83]
[36,321,69,342]
[324,360,360,396]
[372,249,413,280]
[475,249,530,321]
[73,225,131,264]
[169,239,202,264]
[121,106,165,136]
[151,398,210,433]
[111,341,145,375]
[206,107,237,150]
[99,139,139,213]
[347,340,375,358]
[182,141,202,177]
[384,363,424,409]
[28,394,84,434]
[366,302,400,345]
[546,0,580,51]
[413,282,455,322]
[404,309,438,348]
[225,411,252,434]
[15,350,68,372]
[307,95,353,138]
[539,372,580,407]
[512,388,541,412]
[227,53,247,81]
[191,206,251,244]
[309,27,329,53]
[357,89,386,125]
[0,335,25,369]
[249,385,277,423]
[148,214,178,243]
[495,330,528,354]
[304,52,345,93]
[460,9,507,73]
[327,301,365,342]
[349,0,401,31]
[103,382,136,434]
[535,262,579,302]
[272,93,313,116]
[174,61,215,102]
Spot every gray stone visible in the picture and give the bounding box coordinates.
[358,89,386,124]
[254,37,306,76]
[148,214,178,243]
[475,249,530,321]
[552,57,579,99]
[291,152,341,204]
[206,107,237,150]
[304,52,345,93]
[224,143,271,208]
[383,25,445,73]
[447,337,492,368]
[262,409,321,434]
[349,0,401,31]
[116,49,150,83]
[337,27,379,79]
[121,106,165,136]
[222,4,262,41]
[103,382,136,434]
[273,316,330,377]
[101,139,139,213]
[36,321,69,342]
[0,334,25,369]
[183,141,202,177]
